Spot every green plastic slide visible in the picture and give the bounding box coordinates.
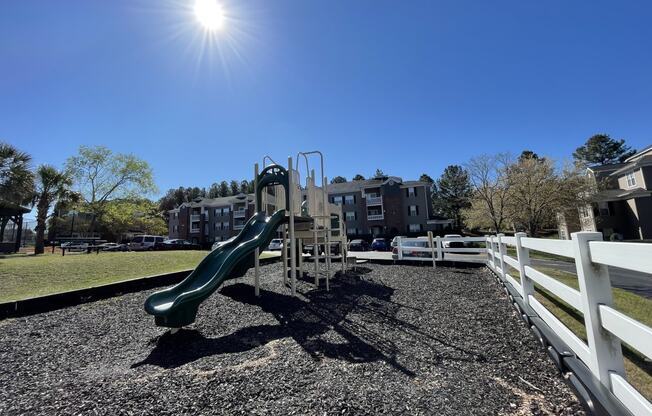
[144,209,287,328]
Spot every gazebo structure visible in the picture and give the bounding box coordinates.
[0,201,31,253]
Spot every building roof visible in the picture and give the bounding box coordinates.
[0,200,31,215]
[170,193,254,212]
[326,177,431,194]
[624,144,652,163]
[611,152,652,176]
[593,188,652,202]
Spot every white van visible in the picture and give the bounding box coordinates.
[129,235,164,251]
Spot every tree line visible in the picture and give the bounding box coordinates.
[426,134,636,237]
[1,143,161,254]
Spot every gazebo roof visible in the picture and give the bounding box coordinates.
[0,200,31,216]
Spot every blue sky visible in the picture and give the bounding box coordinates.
[2,0,651,200]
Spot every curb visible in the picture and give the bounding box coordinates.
[0,256,280,320]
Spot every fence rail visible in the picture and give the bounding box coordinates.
[485,232,652,416]
[394,231,652,415]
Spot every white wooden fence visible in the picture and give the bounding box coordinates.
[486,232,652,416]
[395,231,652,415]
[394,234,487,264]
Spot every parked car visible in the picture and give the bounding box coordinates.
[348,239,369,252]
[267,238,284,251]
[303,242,341,256]
[129,235,165,251]
[159,239,201,250]
[211,237,235,251]
[443,234,466,248]
[392,238,431,260]
[391,236,406,248]
[371,238,390,251]
[103,243,129,252]
[61,241,88,252]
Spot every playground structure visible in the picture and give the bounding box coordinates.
[144,151,347,329]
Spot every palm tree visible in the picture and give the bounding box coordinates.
[0,142,34,242]
[33,165,76,254]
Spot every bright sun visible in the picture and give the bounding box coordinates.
[194,0,225,31]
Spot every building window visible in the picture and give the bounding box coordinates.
[344,195,355,205]
[222,207,230,215]
[346,227,357,235]
[626,172,637,187]
[408,223,421,233]
[408,205,419,217]
[172,225,178,233]
[345,211,356,221]
[222,222,230,231]
[407,187,417,197]
[332,196,343,205]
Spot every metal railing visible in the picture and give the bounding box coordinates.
[190,214,201,222]
[367,213,384,221]
[233,209,247,219]
[366,196,382,206]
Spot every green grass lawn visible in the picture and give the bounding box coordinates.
[0,250,280,303]
[525,267,652,401]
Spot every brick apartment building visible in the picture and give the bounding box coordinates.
[168,176,454,245]
[558,144,652,240]
[168,193,259,247]
[325,176,453,239]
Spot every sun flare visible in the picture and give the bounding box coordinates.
[194,0,225,31]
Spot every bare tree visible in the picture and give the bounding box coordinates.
[464,154,512,233]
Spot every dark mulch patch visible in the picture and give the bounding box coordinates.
[0,263,583,415]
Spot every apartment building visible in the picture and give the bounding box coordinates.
[325,176,453,239]
[168,193,267,247]
[558,145,652,240]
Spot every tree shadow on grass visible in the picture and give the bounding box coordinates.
[133,272,486,376]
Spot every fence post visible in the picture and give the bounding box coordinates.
[571,231,625,388]
[427,231,436,268]
[397,237,403,260]
[436,236,443,261]
[488,235,495,271]
[497,233,507,281]
[514,232,533,304]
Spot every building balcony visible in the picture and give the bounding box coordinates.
[233,209,247,219]
[367,213,384,221]
[190,214,201,222]
[190,227,201,234]
[233,223,245,230]
[366,196,383,206]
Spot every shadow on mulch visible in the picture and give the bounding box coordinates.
[133,272,486,376]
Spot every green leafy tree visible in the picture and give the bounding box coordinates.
[432,165,472,228]
[32,165,77,254]
[330,176,347,184]
[218,181,230,197]
[0,142,34,205]
[102,198,167,241]
[240,180,250,194]
[208,183,220,198]
[0,142,35,241]
[419,174,434,184]
[374,169,385,178]
[65,146,156,229]
[573,134,636,166]
[352,174,365,181]
[518,150,540,162]
[230,180,240,195]
[505,158,592,237]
